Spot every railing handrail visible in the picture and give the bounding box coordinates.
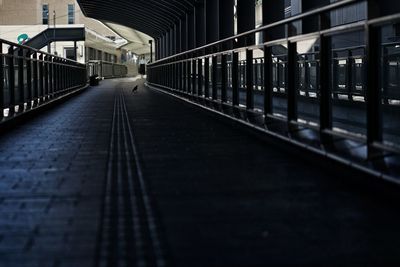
[0,38,85,66]
[150,0,362,65]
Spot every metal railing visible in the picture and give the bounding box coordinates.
[147,0,400,179]
[87,60,128,79]
[0,38,87,120]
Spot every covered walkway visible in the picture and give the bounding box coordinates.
[1,79,400,266]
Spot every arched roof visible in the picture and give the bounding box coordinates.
[77,0,197,38]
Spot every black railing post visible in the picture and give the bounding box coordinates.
[0,41,3,119]
[49,56,53,98]
[33,52,38,106]
[44,55,49,100]
[192,59,197,96]
[38,54,44,102]
[17,48,25,112]
[174,63,177,89]
[186,59,191,94]
[179,61,183,91]
[8,45,15,116]
[264,46,273,116]
[198,58,203,97]
[54,57,59,96]
[221,54,227,102]
[26,51,32,108]
[287,41,298,122]
[232,51,239,106]
[204,57,210,98]
[366,25,382,156]
[319,34,332,132]
[212,55,217,100]
[246,49,254,110]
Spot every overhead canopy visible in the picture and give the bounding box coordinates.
[104,22,153,55]
[77,0,196,38]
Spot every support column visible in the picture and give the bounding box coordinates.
[155,38,159,61]
[262,0,285,41]
[161,34,166,59]
[180,18,187,52]
[237,0,255,46]
[302,0,330,34]
[187,12,195,50]
[195,1,205,48]
[219,0,235,50]
[205,0,219,44]
[175,23,181,53]
[166,31,170,57]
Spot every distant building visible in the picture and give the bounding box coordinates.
[0,0,153,75]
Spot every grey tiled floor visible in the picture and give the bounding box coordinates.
[0,78,400,267]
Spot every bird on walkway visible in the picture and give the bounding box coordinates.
[132,85,138,94]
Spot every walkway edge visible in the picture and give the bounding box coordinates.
[146,83,400,190]
[0,85,89,134]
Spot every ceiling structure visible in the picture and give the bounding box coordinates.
[104,22,153,55]
[77,0,197,38]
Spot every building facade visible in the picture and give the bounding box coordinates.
[0,0,148,71]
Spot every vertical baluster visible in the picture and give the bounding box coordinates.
[221,54,227,102]
[0,41,4,119]
[319,34,332,133]
[264,46,273,116]
[192,59,197,96]
[212,56,217,100]
[18,48,25,112]
[204,57,209,98]
[26,51,32,109]
[44,55,49,100]
[246,49,254,110]
[232,51,239,107]
[287,41,298,123]
[33,53,38,106]
[38,54,44,103]
[366,24,382,157]
[8,45,15,116]
[198,58,203,97]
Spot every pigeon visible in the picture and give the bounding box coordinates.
[132,85,138,94]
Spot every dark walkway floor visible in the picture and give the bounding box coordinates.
[1,78,400,267]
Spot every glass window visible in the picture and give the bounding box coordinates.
[64,47,75,60]
[68,4,75,24]
[42,4,49,25]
